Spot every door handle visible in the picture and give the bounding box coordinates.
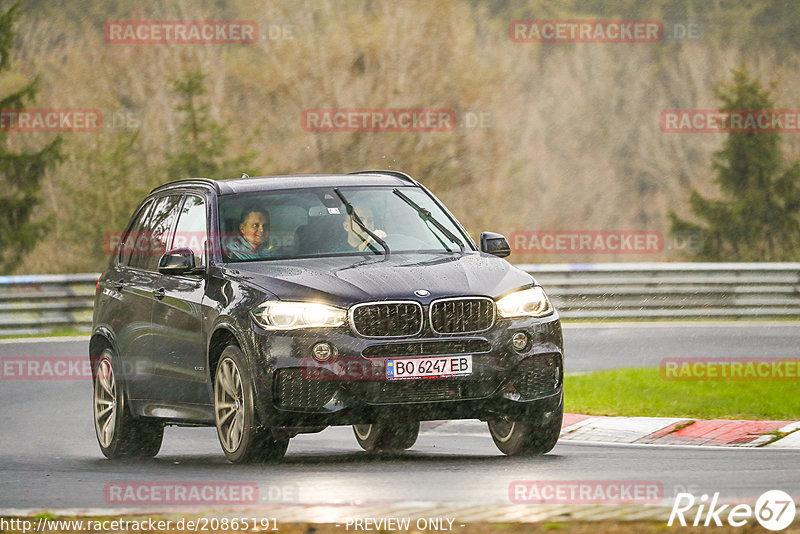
[153,287,166,300]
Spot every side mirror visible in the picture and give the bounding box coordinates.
[480,232,511,258]
[158,248,200,275]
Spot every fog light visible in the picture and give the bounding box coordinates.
[511,332,529,351]
[312,342,334,362]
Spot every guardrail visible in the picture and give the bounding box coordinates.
[0,273,98,336]
[526,263,800,319]
[1,263,799,335]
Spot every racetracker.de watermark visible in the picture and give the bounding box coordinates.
[1,518,280,533]
[509,480,663,504]
[661,358,800,381]
[0,109,101,132]
[102,109,141,131]
[1,357,93,380]
[301,108,456,132]
[509,19,663,43]
[104,482,259,505]
[104,20,258,44]
[661,109,800,133]
[0,357,160,380]
[301,357,384,381]
[104,231,213,256]
[510,230,664,254]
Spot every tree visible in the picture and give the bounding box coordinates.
[59,133,149,271]
[669,68,800,261]
[164,68,253,180]
[0,2,62,273]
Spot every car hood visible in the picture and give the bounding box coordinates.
[225,252,536,306]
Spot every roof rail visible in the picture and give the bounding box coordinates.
[149,178,220,194]
[348,170,416,184]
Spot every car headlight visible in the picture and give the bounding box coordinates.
[251,301,347,330]
[496,287,553,318]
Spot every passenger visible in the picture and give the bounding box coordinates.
[226,207,274,260]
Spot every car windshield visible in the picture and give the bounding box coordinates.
[218,186,471,262]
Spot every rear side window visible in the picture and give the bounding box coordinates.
[128,195,183,271]
[171,195,207,268]
[119,200,153,267]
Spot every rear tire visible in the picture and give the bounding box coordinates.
[488,397,563,456]
[214,345,288,463]
[353,420,420,453]
[92,349,163,459]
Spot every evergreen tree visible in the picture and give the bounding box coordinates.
[0,2,62,273]
[669,68,800,261]
[164,68,252,180]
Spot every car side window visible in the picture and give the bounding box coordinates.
[129,195,183,271]
[119,200,153,267]
[171,195,207,268]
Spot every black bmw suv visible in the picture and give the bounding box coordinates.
[91,171,564,463]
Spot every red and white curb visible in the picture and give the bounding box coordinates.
[423,414,800,448]
[560,413,799,447]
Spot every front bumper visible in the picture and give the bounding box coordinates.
[249,314,564,427]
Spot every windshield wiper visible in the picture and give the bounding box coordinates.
[392,189,465,253]
[333,188,390,257]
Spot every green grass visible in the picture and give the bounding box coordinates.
[565,367,800,420]
[0,328,89,340]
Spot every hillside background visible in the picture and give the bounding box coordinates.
[3,0,800,273]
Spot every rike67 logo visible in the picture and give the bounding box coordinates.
[669,490,796,531]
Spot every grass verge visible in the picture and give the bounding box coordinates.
[565,367,800,420]
[0,328,89,340]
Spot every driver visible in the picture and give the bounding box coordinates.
[342,206,386,252]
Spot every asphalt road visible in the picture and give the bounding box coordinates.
[564,321,800,372]
[0,323,798,512]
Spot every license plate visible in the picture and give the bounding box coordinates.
[386,355,472,380]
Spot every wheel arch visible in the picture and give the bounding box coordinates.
[89,328,117,377]
[208,324,245,385]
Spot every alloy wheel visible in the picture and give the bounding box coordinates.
[93,358,117,448]
[215,357,245,453]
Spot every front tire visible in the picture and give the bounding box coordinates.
[214,345,288,463]
[92,349,163,459]
[353,420,420,453]
[488,397,563,456]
